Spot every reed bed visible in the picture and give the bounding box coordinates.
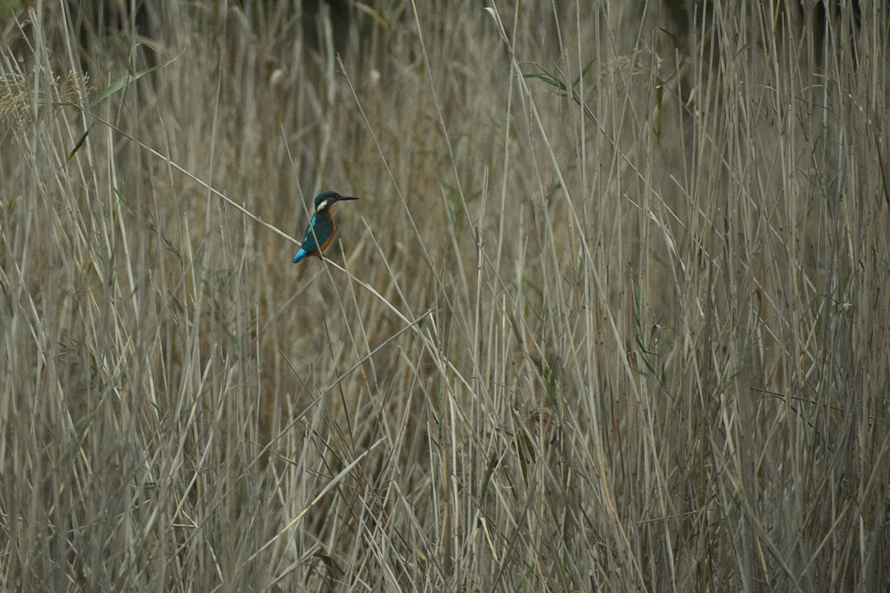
[1,1,888,591]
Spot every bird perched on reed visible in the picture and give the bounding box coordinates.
[292,190,359,263]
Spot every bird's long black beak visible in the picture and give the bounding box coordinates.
[336,196,359,202]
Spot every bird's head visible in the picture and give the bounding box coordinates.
[314,190,359,213]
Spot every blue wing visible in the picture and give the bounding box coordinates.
[292,214,335,264]
[293,215,319,264]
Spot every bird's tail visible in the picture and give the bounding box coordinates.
[292,248,308,263]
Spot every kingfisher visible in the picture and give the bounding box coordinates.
[292,190,359,263]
